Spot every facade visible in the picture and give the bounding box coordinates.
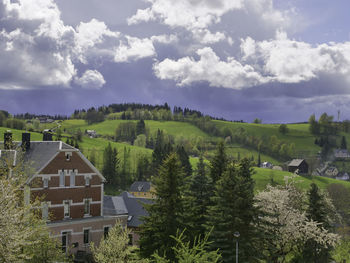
[0,132,127,256]
[324,167,339,177]
[260,162,273,169]
[336,172,350,181]
[129,181,155,199]
[334,149,350,159]
[288,159,308,174]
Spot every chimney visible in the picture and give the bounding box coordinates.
[43,132,53,141]
[4,130,12,150]
[22,132,31,151]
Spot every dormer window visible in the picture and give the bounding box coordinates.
[85,176,91,186]
[65,152,72,161]
[43,178,49,188]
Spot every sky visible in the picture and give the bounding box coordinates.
[0,0,350,123]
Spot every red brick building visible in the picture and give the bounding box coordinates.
[0,132,127,256]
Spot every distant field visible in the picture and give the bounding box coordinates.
[214,120,321,157]
[253,167,350,191]
[60,119,212,140]
[0,127,43,141]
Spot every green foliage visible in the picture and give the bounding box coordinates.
[153,230,221,263]
[341,135,347,150]
[140,153,185,260]
[0,155,68,263]
[102,143,120,186]
[115,122,137,143]
[309,114,320,135]
[91,223,146,263]
[176,146,192,177]
[86,108,104,125]
[206,159,258,263]
[182,155,211,241]
[279,124,289,134]
[331,238,350,263]
[136,119,146,135]
[253,118,262,124]
[209,141,228,184]
[151,129,173,175]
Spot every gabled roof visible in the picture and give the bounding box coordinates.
[130,181,152,192]
[103,195,128,216]
[121,191,153,227]
[288,159,305,167]
[0,141,105,181]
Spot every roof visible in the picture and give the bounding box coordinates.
[121,191,153,227]
[129,181,152,192]
[288,159,305,167]
[103,195,128,216]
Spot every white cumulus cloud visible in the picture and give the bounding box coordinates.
[154,47,267,89]
[75,70,106,89]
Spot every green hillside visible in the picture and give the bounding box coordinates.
[254,167,350,191]
[0,127,43,141]
[214,120,321,156]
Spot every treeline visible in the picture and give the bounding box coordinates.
[13,113,68,120]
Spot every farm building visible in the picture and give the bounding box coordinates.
[288,159,308,174]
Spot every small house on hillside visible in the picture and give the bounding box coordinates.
[288,159,308,174]
[260,162,273,169]
[324,167,339,177]
[86,130,97,138]
[129,181,155,199]
[334,149,350,159]
[336,172,350,181]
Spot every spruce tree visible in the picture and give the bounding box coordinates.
[176,146,192,177]
[139,153,185,261]
[182,155,211,242]
[151,129,172,175]
[136,119,146,135]
[206,158,257,263]
[209,141,228,184]
[302,183,332,262]
[341,136,347,150]
[102,143,120,187]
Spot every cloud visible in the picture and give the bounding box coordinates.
[154,47,266,89]
[74,70,106,89]
[114,36,156,62]
[241,31,350,83]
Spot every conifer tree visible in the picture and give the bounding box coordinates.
[183,155,211,242]
[136,119,146,135]
[301,183,334,262]
[152,129,172,174]
[209,141,228,184]
[206,158,257,263]
[341,136,347,150]
[102,143,120,187]
[139,153,185,261]
[176,146,192,177]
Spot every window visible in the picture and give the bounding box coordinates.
[62,232,68,253]
[85,176,90,186]
[104,226,109,239]
[83,229,90,244]
[66,152,72,161]
[43,178,49,188]
[84,199,90,216]
[59,170,65,187]
[70,170,75,187]
[42,202,49,220]
[128,234,133,245]
[63,200,70,218]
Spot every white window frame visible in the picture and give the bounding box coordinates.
[83,227,91,245]
[59,169,65,187]
[70,170,75,187]
[65,152,72,161]
[85,175,91,186]
[42,202,50,221]
[83,198,91,216]
[43,178,49,188]
[63,200,70,219]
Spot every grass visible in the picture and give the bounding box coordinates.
[60,119,212,140]
[253,167,350,192]
[214,120,321,157]
[0,127,43,141]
